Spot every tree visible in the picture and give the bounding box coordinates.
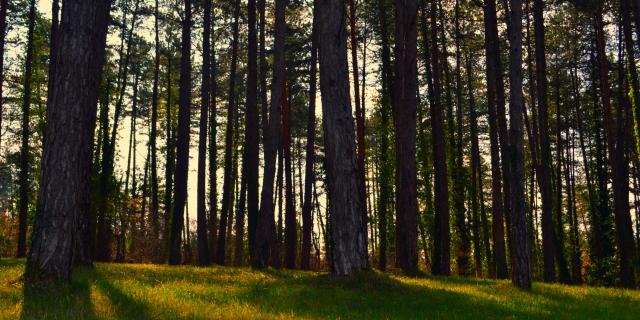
[245,0,260,266]
[25,0,111,283]
[393,0,419,275]
[301,0,318,271]
[506,0,532,289]
[532,0,556,282]
[197,0,212,266]
[169,0,192,265]
[216,0,241,265]
[0,0,7,153]
[318,0,367,276]
[149,0,161,258]
[17,0,37,258]
[430,0,451,276]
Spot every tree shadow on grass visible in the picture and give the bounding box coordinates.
[237,269,637,319]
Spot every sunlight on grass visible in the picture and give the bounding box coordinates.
[0,258,637,319]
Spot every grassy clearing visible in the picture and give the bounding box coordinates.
[0,258,638,319]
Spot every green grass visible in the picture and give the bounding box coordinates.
[0,259,638,319]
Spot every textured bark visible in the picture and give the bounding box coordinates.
[197,0,212,266]
[253,0,285,269]
[482,0,507,279]
[301,0,318,270]
[318,0,367,276]
[429,0,450,276]
[533,0,556,282]
[169,0,192,265]
[26,0,110,283]
[17,0,36,258]
[507,0,532,289]
[393,0,419,275]
[216,0,241,265]
[245,0,260,265]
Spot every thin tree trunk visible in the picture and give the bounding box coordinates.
[246,0,260,264]
[208,12,219,260]
[283,82,297,269]
[26,0,111,283]
[301,1,318,270]
[149,0,161,256]
[17,0,36,258]
[0,0,8,153]
[253,0,285,269]
[216,0,241,265]
[197,0,212,266]
[169,0,192,265]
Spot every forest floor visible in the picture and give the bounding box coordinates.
[0,258,638,319]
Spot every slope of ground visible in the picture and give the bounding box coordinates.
[0,258,638,319]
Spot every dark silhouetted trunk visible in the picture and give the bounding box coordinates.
[196,0,212,266]
[245,0,260,264]
[26,0,110,283]
[169,0,192,265]
[429,0,450,276]
[216,0,241,265]
[283,83,296,269]
[0,0,8,153]
[393,0,418,275]
[506,0,532,289]
[533,0,556,282]
[17,0,36,258]
[150,0,160,253]
[301,0,318,270]
[253,0,285,269]
[482,0,507,279]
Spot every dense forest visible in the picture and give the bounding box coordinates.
[0,0,639,292]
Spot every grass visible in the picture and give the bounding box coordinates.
[0,259,638,319]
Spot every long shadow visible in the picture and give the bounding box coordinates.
[91,271,154,319]
[20,267,95,320]
[236,269,638,319]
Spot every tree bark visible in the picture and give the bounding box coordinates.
[393,0,419,275]
[149,0,161,258]
[26,0,111,283]
[506,0,532,289]
[318,0,367,276]
[0,0,8,153]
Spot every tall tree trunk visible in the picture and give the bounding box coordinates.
[466,52,484,277]
[216,0,241,265]
[246,0,260,264]
[376,0,393,272]
[208,13,219,260]
[17,0,37,258]
[234,167,247,265]
[428,0,450,276]
[164,55,175,262]
[393,0,418,275]
[253,0,285,269]
[283,82,296,269]
[532,0,556,282]
[349,0,367,261]
[149,0,161,256]
[169,0,192,265]
[301,0,318,270]
[26,0,110,283]
[0,0,8,153]
[318,0,367,276]
[196,0,212,266]
[453,0,470,276]
[482,0,507,279]
[506,0,532,289]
